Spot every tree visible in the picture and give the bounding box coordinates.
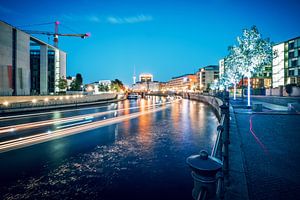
[98,83,109,92]
[224,46,243,100]
[57,76,67,91]
[235,26,273,106]
[70,73,84,91]
[110,79,125,92]
[76,73,83,85]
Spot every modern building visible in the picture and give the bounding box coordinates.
[166,74,198,92]
[139,73,153,82]
[0,21,30,95]
[132,81,160,92]
[0,20,66,95]
[131,73,161,92]
[197,65,219,91]
[272,37,300,88]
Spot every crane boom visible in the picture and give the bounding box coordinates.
[21,21,90,48]
[23,30,90,38]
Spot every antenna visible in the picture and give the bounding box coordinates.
[133,65,136,84]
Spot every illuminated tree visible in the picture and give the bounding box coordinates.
[235,26,273,106]
[224,46,243,100]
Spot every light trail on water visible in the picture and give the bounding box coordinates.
[0,100,177,153]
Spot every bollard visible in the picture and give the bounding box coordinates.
[186,150,223,200]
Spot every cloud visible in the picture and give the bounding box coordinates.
[60,14,152,24]
[87,16,100,23]
[61,14,101,23]
[107,14,153,24]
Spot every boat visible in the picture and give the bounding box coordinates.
[127,93,141,99]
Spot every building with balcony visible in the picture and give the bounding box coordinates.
[272,36,300,88]
[197,65,219,91]
[166,74,198,92]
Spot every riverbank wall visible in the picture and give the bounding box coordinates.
[0,93,119,114]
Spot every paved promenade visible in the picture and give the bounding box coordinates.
[226,98,300,200]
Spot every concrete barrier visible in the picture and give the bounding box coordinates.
[0,93,118,113]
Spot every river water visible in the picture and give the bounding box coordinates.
[0,97,219,200]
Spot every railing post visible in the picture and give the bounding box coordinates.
[186,150,223,200]
[219,97,230,185]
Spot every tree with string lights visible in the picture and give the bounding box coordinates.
[223,46,243,100]
[234,26,273,106]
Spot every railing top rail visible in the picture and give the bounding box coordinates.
[211,114,225,158]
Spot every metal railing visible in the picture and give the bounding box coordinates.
[186,92,230,200]
[211,114,225,158]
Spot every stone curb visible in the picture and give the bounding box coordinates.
[224,105,249,200]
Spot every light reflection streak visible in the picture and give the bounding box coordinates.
[0,104,119,121]
[0,104,173,153]
[0,101,170,134]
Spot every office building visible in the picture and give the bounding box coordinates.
[139,73,153,82]
[0,20,66,95]
[272,37,300,88]
[132,73,160,91]
[166,74,198,92]
[197,65,219,91]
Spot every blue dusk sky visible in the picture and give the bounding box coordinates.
[0,0,299,85]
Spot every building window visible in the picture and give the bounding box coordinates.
[292,60,298,67]
[289,51,294,58]
[289,69,295,76]
[289,42,294,49]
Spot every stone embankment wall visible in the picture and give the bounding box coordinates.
[185,93,223,119]
[0,93,117,113]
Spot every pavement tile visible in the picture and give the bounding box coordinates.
[229,98,300,200]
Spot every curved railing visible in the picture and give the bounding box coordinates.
[185,92,230,200]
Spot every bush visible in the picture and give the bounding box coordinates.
[285,84,296,96]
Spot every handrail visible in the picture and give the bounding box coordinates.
[211,114,225,158]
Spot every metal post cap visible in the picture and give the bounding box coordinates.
[186,150,222,176]
[200,150,208,160]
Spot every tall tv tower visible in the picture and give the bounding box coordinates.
[133,65,136,84]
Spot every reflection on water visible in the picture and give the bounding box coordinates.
[0,98,219,200]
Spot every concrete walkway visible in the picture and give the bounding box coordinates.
[226,98,300,200]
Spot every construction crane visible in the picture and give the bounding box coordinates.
[22,21,90,48]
